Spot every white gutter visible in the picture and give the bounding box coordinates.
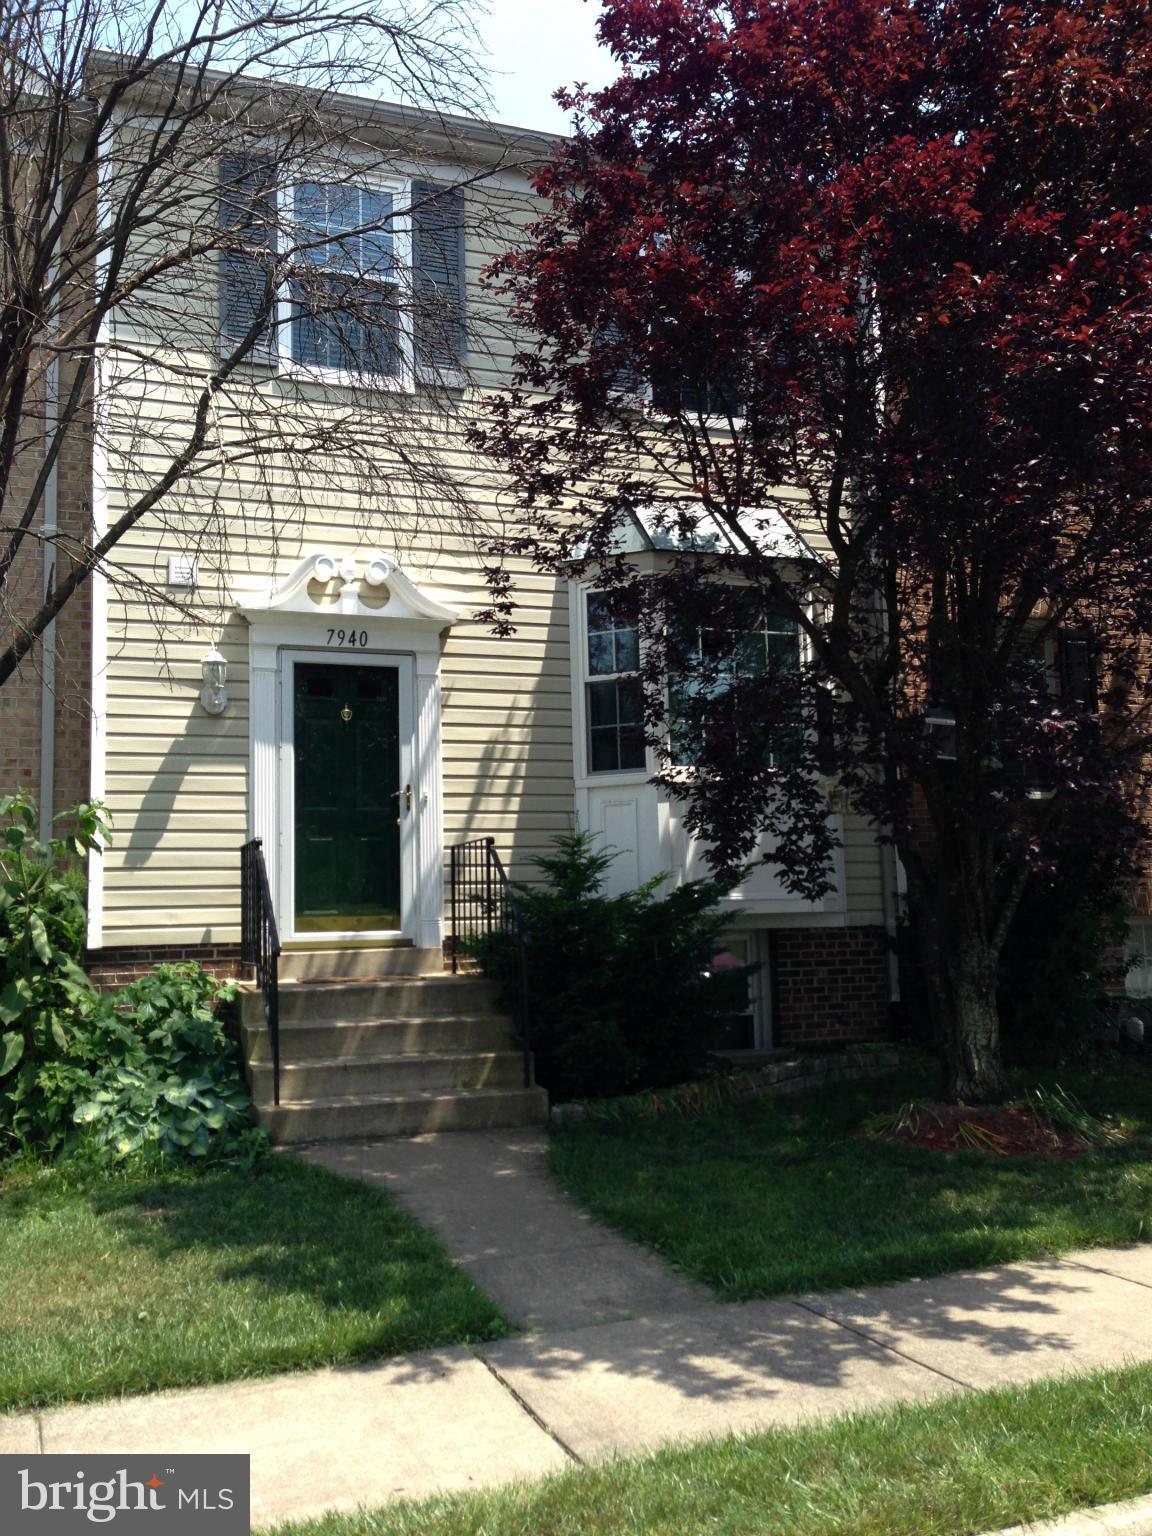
[86,115,114,949]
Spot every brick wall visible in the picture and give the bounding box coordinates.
[0,354,93,818]
[771,925,893,1047]
[85,943,246,990]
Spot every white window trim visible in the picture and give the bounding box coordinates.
[274,172,415,393]
[712,929,773,1053]
[609,373,746,428]
[571,575,818,790]
[667,596,807,774]
[572,583,652,787]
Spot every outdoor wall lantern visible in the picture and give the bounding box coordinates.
[923,703,958,761]
[199,645,229,716]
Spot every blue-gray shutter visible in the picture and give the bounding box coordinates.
[411,179,465,376]
[596,320,647,398]
[219,155,277,362]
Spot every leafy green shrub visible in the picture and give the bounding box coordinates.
[64,964,260,1164]
[0,794,105,1148]
[479,830,751,1101]
[0,794,260,1164]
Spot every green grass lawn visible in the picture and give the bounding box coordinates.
[268,1360,1152,1536]
[548,1061,1152,1300]
[0,1153,509,1413]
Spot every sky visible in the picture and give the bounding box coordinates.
[475,0,618,133]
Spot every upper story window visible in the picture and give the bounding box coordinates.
[290,181,402,377]
[218,156,466,386]
[586,591,646,773]
[595,307,745,420]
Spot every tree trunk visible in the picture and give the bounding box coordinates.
[934,937,1007,1104]
[904,857,1009,1105]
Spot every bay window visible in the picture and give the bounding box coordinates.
[670,592,802,768]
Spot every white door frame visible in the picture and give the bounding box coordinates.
[238,550,457,951]
[280,648,415,943]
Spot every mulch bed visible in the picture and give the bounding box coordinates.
[869,1100,1103,1158]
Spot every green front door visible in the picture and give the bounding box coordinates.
[294,661,402,932]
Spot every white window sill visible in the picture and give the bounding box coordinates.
[278,359,413,393]
[575,768,652,790]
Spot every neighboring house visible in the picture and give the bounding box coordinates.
[2,81,903,1136]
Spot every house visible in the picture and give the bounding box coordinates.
[1,72,903,1139]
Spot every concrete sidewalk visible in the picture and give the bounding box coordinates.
[5,1244,1152,1527]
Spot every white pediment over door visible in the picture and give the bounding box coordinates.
[235,549,458,626]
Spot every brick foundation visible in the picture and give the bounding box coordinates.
[85,943,246,990]
[771,925,894,1047]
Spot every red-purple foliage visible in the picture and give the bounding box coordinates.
[474,0,1152,1101]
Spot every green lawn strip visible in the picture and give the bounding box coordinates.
[0,1153,509,1412]
[266,1361,1152,1536]
[549,1063,1152,1301]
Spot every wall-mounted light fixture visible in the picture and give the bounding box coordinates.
[200,645,228,716]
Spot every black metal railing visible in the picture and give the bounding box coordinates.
[240,838,282,1105]
[449,837,533,1088]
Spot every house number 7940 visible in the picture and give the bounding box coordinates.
[326,628,369,648]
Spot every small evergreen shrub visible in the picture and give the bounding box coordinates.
[0,794,261,1164]
[479,830,751,1101]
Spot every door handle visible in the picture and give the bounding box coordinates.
[396,783,412,816]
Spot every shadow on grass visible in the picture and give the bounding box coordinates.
[89,1155,505,1328]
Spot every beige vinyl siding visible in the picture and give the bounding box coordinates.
[95,152,886,949]
[99,363,576,943]
[839,812,887,926]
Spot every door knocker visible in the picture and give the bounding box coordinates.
[340,704,353,722]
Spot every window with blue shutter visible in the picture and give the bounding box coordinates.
[219,156,277,362]
[218,163,466,383]
[411,179,466,378]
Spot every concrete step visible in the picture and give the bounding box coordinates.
[278,945,445,983]
[250,1050,525,1102]
[239,975,501,1028]
[244,1013,515,1062]
[255,1085,549,1144]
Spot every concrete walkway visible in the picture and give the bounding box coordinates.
[3,1132,1152,1529]
[294,1130,713,1330]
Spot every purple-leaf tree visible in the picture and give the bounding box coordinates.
[475,0,1152,1103]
